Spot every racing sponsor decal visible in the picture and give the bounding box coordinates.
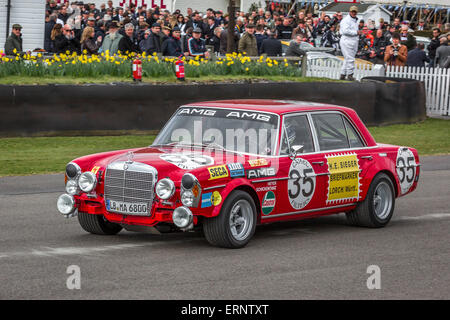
[248,158,269,167]
[288,158,316,210]
[326,153,361,204]
[208,165,229,180]
[247,167,276,179]
[396,147,416,194]
[262,191,276,215]
[212,191,222,206]
[160,153,214,170]
[91,166,100,174]
[201,192,213,208]
[256,181,277,192]
[227,163,245,177]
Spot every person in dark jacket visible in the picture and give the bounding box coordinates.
[185,12,206,36]
[187,27,209,58]
[80,26,101,54]
[140,23,161,54]
[4,24,23,55]
[208,27,222,54]
[261,29,282,56]
[406,43,430,67]
[255,24,268,55]
[372,29,389,64]
[118,23,139,54]
[54,24,81,54]
[427,28,441,67]
[400,25,416,51]
[276,18,293,39]
[285,34,306,57]
[219,26,239,55]
[162,26,183,56]
[44,15,56,52]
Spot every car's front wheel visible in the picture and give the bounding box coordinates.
[77,211,123,235]
[346,173,395,228]
[203,190,257,248]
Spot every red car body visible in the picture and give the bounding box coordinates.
[59,100,420,247]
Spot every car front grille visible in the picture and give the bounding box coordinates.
[104,161,158,215]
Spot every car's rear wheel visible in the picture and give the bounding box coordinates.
[203,190,257,248]
[346,173,395,228]
[77,211,123,235]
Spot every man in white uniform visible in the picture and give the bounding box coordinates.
[339,6,361,81]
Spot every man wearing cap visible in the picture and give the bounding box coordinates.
[162,26,183,56]
[339,6,362,81]
[187,27,209,58]
[140,23,161,54]
[100,21,123,54]
[5,24,23,55]
[238,24,258,56]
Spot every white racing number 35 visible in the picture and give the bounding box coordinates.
[288,158,316,210]
[396,148,416,194]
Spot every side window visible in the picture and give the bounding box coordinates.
[343,117,364,148]
[311,113,350,151]
[280,115,315,155]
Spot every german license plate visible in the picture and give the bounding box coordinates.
[106,199,149,216]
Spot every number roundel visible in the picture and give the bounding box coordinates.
[396,148,416,194]
[288,158,316,210]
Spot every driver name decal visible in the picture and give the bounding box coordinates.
[326,153,361,204]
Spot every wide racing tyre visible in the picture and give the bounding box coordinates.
[346,173,395,228]
[203,190,257,248]
[77,211,123,235]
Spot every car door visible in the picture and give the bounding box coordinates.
[268,113,328,218]
[310,111,373,208]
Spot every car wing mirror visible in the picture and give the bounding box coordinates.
[289,145,304,160]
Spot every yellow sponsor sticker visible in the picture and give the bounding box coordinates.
[327,154,360,202]
[212,191,222,206]
[208,165,229,180]
[248,158,269,167]
[91,166,100,175]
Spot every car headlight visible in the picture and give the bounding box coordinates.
[66,162,81,179]
[181,190,194,207]
[172,206,193,228]
[78,172,97,193]
[57,194,75,215]
[155,178,175,200]
[65,180,80,195]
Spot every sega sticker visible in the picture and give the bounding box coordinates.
[227,163,245,177]
[201,193,213,208]
[208,165,229,180]
[106,199,111,210]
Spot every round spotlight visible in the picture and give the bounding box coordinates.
[65,179,80,195]
[57,194,75,215]
[66,162,81,179]
[155,178,175,200]
[172,206,193,228]
[181,190,194,207]
[78,171,97,193]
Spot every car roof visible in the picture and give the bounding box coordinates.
[183,99,356,115]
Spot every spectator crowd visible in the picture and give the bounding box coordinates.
[3,0,450,69]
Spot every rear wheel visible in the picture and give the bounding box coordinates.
[346,173,395,228]
[77,211,123,235]
[203,191,257,248]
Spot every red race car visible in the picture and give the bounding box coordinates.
[57,100,420,248]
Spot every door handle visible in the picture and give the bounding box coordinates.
[312,161,325,166]
[361,156,373,161]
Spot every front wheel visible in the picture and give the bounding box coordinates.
[346,173,395,228]
[77,211,123,235]
[203,191,257,248]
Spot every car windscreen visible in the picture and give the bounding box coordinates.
[153,107,279,155]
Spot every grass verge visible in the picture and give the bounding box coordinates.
[0,118,448,176]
